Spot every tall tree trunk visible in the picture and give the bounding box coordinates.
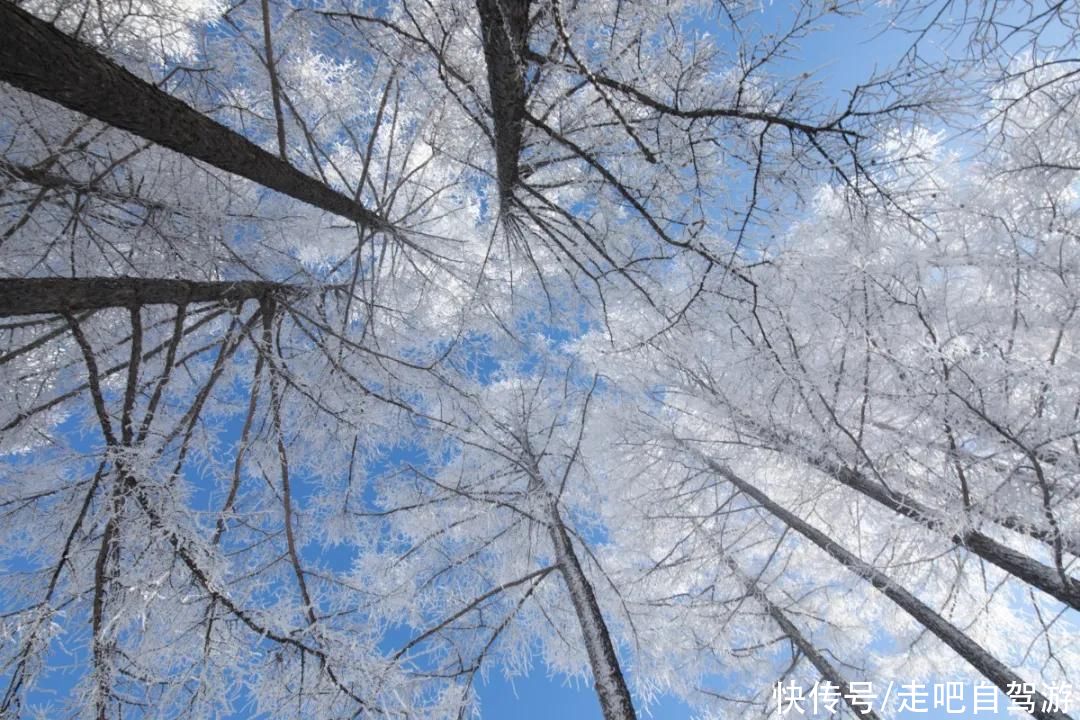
[546,502,637,720]
[822,459,1079,609]
[0,2,388,233]
[0,277,300,316]
[722,555,882,720]
[740,418,1079,605]
[475,0,531,203]
[696,520,883,718]
[259,0,288,161]
[698,456,1072,720]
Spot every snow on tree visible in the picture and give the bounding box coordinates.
[0,0,1077,718]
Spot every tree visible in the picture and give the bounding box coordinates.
[572,49,1079,716]
[361,370,638,720]
[1,0,1077,718]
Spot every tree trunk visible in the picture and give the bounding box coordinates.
[547,502,637,720]
[1,159,165,212]
[0,2,388,233]
[474,0,531,203]
[700,457,1072,720]
[722,555,882,720]
[0,277,299,316]
[742,419,1079,605]
[824,461,1080,609]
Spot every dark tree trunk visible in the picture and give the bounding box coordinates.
[475,0,531,203]
[0,2,388,232]
[744,421,1079,606]
[547,503,637,720]
[723,556,882,720]
[702,458,1072,720]
[824,461,1080,609]
[0,277,299,316]
[523,445,635,720]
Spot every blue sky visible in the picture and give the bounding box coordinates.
[474,6,896,719]
[471,6,1062,719]
[476,670,1031,720]
[5,3,1070,720]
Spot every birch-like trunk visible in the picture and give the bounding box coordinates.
[823,460,1080,609]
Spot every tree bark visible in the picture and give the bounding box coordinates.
[0,277,299,316]
[475,0,531,203]
[740,419,1080,606]
[824,461,1080,610]
[700,457,1072,720]
[722,555,883,720]
[0,1,389,233]
[259,0,288,161]
[547,502,638,720]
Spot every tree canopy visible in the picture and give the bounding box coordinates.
[0,0,1077,718]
